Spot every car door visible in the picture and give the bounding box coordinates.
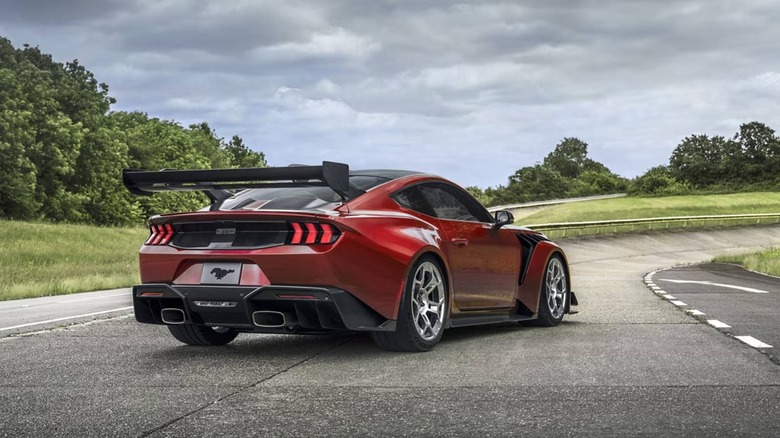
[417,183,520,310]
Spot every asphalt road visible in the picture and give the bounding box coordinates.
[3,226,780,437]
[0,288,132,337]
[651,263,779,364]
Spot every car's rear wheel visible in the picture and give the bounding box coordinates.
[167,324,239,346]
[371,256,447,352]
[531,254,568,327]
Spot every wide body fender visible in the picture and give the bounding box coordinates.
[515,240,570,314]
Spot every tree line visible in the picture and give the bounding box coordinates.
[631,121,780,196]
[471,122,780,207]
[467,138,628,206]
[0,37,265,226]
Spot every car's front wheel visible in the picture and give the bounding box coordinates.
[167,324,239,346]
[371,256,448,352]
[532,254,568,327]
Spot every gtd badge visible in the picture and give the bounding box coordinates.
[216,228,236,235]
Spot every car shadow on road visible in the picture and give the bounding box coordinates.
[142,321,579,359]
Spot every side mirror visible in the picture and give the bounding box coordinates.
[494,210,514,228]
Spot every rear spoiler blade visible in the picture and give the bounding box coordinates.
[122,161,354,202]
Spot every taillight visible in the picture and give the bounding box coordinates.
[145,224,175,246]
[287,222,340,245]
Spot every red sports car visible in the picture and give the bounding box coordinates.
[123,162,577,351]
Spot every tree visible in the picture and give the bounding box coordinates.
[505,164,569,202]
[0,37,267,225]
[222,135,267,168]
[629,166,689,196]
[734,122,780,181]
[543,137,588,179]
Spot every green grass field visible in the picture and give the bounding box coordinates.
[714,248,780,277]
[518,192,780,225]
[0,220,147,301]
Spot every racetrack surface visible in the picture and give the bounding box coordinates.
[652,263,780,364]
[3,226,780,437]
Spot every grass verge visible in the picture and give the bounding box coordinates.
[0,220,147,301]
[517,192,780,239]
[714,248,780,277]
[519,192,780,224]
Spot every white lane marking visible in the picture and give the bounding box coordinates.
[687,309,706,316]
[57,292,128,304]
[707,319,731,329]
[650,286,660,290]
[735,336,773,349]
[0,307,133,332]
[663,295,677,300]
[654,290,666,294]
[670,300,687,306]
[657,279,768,294]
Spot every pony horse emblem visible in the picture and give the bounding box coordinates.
[210,267,235,280]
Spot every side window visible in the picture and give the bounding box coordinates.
[392,186,436,217]
[419,183,494,223]
[418,184,477,222]
[442,185,494,223]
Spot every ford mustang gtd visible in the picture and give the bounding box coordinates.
[122,162,577,351]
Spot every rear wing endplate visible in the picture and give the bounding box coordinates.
[122,161,354,203]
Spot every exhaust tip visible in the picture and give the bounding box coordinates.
[161,308,186,325]
[252,311,286,328]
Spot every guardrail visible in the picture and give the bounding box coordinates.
[525,213,780,239]
[486,193,627,212]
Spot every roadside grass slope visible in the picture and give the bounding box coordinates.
[0,220,146,301]
[517,192,780,225]
[714,248,780,277]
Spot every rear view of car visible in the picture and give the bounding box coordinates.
[123,161,576,351]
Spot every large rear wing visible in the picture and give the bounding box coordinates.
[122,161,355,203]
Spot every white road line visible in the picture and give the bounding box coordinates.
[707,319,731,329]
[663,295,677,300]
[57,292,128,303]
[670,300,687,306]
[650,286,661,290]
[657,279,768,294]
[735,336,773,349]
[0,307,133,332]
[654,290,666,294]
[687,309,706,316]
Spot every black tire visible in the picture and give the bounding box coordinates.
[167,324,239,346]
[530,254,568,327]
[371,255,448,352]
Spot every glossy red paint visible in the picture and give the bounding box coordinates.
[136,173,570,323]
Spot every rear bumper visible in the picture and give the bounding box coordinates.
[133,284,396,334]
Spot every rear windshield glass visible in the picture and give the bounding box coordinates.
[217,175,390,211]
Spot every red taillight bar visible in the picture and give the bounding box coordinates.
[287,222,340,245]
[145,224,176,246]
[290,222,303,244]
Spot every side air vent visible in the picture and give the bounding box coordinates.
[517,233,548,285]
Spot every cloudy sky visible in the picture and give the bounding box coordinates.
[1,0,779,187]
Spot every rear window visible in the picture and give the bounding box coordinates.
[217,175,390,211]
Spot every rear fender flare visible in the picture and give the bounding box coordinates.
[395,247,452,321]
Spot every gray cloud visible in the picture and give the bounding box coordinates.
[2,0,780,187]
